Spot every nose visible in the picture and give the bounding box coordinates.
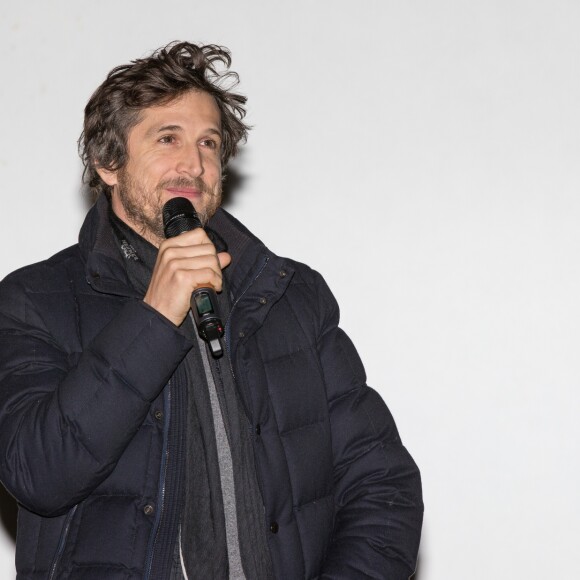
[176,146,203,178]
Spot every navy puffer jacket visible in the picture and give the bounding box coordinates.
[0,195,423,579]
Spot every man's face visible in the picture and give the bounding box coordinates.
[99,90,223,246]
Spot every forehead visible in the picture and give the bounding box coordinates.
[134,90,222,132]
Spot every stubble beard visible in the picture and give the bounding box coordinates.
[116,171,223,245]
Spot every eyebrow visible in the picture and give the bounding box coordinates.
[144,124,182,139]
[145,124,222,139]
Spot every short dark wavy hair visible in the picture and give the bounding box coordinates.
[79,41,249,199]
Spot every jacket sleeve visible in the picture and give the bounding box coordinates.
[314,273,423,579]
[0,274,192,517]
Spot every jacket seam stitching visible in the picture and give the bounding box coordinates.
[293,492,333,511]
[334,439,385,474]
[279,418,326,437]
[85,345,149,403]
[66,260,83,348]
[327,384,359,406]
[261,345,312,365]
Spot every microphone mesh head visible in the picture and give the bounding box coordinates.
[162,197,202,239]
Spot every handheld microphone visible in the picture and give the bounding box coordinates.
[162,197,224,358]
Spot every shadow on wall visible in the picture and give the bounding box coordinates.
[413,553,423,579]
[0,485,16,544]
[221,162,249,209]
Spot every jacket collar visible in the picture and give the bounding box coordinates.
[79,194,137,297]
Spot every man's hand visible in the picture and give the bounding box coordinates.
[144,229,232,326]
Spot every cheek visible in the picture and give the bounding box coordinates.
[141,158,174,186]
[206,157,222,181]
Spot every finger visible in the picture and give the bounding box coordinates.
[168,255,225,290]
[218,252,232,270]
[159,242,220,263]
[159,228,211,249]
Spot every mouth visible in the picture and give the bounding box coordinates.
[165,187,204,198]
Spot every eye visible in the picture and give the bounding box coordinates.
[159,135,176,144]
[200,138,219,150]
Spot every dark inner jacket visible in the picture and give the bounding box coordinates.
[0,194,423,579]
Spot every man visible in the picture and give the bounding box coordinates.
[0,42,423,579]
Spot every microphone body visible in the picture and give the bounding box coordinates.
[162,197,224,358]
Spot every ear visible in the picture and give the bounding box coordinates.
[95,164,119,187]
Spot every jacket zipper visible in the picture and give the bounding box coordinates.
[48,504,78,580]
[143,382,172,580]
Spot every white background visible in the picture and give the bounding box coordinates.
[1,1,579,578]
